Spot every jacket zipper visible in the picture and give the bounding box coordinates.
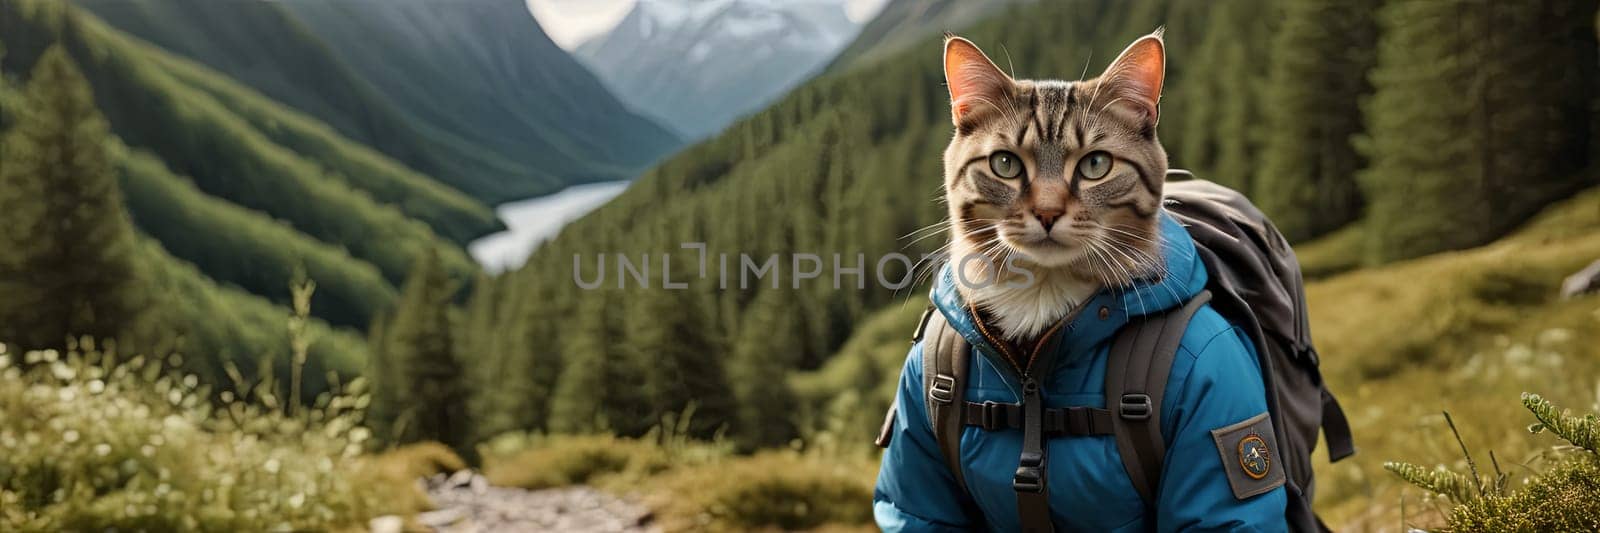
[968,303,1067,383]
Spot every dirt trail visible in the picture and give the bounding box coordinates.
[371,471,659,532]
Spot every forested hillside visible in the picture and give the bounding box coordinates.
[825,0,1024,71]
[453,0,1599,455]
[0,0,484,332]
[82,0,681,205]
[0,43,367,400]
[73,0,474,209]
[278,0,682,202]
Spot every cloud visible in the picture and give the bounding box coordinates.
[526,0,637,50]
[527,0,889,50]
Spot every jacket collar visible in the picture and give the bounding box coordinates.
[931,210,1207,380]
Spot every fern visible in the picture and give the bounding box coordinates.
[1448,458,1600,532]
[1389,394,1600,530]
[1384,461,1480,504]
[1523,393,1600,453]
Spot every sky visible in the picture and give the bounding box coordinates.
[526,0,891,50]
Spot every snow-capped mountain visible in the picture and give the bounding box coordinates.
[576,0,868,140]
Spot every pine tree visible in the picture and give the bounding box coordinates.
[0,45,143,352]
[365,308,399,435]
[728,289,801,448]
[371,249,472,451]
[1358,0,1597,262]
[1253,0,1377,242]
[546,285,646,434]
[1176,0,1278,188]
[460,273,518,441]
[624,280,735,438]
[512,271,567,433]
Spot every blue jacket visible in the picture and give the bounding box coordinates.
[874,212,1287,532]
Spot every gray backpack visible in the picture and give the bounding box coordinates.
[876,175,1355,532]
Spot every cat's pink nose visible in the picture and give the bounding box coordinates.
[1033,208,1063,231]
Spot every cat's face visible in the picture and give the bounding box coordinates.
[942,32,1168,287]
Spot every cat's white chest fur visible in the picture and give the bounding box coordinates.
[954,253,1101,342]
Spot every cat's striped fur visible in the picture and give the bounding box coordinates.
[940,31,1170,342]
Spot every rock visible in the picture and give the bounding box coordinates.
[367,515,403,533]
[418,479,660,532]
[416,507,468,528]
[1562,259,1600,299]
[445,469,475,489]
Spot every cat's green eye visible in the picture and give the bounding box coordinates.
[989,151,1024,179]
[1078,151,1113,180]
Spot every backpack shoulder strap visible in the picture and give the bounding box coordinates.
[1105,291,1212,505]
[919,306,971,491]
[873,306,972,491]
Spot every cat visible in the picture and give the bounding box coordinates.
[940,30,1169,342]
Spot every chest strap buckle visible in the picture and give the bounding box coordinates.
[1119,393,1153,421]
[1013,451,1045,493]
[928,373,958,405]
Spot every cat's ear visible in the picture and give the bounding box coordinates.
[1097,29,1165,127]
[944,34,1013,125]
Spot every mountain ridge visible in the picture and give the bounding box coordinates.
[576,0,862,140]
[280,0,683,202]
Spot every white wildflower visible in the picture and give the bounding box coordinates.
[1537,328,1573,346]
[50,362,75,381]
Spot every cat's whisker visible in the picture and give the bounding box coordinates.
[1092,238,1147,314]
[1107,222,1193,261]
[1104,238,1185,305]
[900,220,951,241]
[1077,239,1107,283]
[898,250,950,301]
[1083,239,1130,312]
[1090,224,1162,246]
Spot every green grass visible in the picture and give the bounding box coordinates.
[1310,186,1600,530]
[639,451,877,533]
[1383,394,1600,531]
[481,434,678,491]
[479,431,874,533]
[0,342,411,531]
[126,237,369,399]
[1294,223,1365,280]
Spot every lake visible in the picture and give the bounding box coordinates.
[468,181,630,273]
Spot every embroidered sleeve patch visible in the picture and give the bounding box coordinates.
[1210,412,1286,500]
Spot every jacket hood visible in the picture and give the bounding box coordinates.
[931,210,1207,376]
